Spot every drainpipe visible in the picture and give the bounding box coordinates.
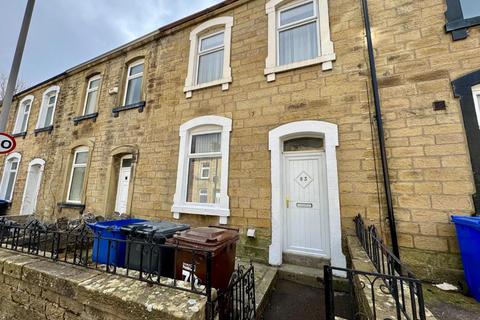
[361,0,400,259]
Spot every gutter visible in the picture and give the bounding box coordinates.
[361,0,400,259]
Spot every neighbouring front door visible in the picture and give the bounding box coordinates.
[21,163,43,215]
[115,156,132,214]
[283,151,330,258]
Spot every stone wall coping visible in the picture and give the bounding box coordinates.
[0,248,207,319]
[347,236,437,320]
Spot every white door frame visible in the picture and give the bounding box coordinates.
[268,121,346,273]
[115,154,132,213]
[20,158,45,215]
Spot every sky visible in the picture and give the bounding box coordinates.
[0,0,223,89]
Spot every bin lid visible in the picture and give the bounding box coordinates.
[452,216,480,230]
[121,221,190,238]
[170,227,239,251]
[87,218,147,232]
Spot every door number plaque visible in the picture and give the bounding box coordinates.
[295,171,313,189]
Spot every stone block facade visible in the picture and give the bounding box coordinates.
[1,0,478,283]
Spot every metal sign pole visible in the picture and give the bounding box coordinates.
[0,0,35,132]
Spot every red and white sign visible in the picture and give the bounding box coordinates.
[0,133,16,154]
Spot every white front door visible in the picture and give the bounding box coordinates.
[21,164,42,215]
[283,152,330,258]
[115,156,132,214]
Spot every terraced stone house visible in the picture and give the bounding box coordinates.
[2,0,480,284]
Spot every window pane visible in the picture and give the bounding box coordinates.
[200,32,224,51]
[199,189,208,203]
[84,90,98,115]
[122,158,132,167]
[197,49,224,84]
[20,113,29,132]
[460,0,480,19]
[186,157,221,204]
[280,2,315,26]
[48,95,56,105]
[129,63,144,76]
[10,161,18,170]
[4,171,16,201]
[68,167,85,202]
[284,137,323,152]
[75,151,88,164]
[44,106,54,126]
[125,76,143,105]
[191,133,221,153]
[89,78,100,89]
[279,21,318,65]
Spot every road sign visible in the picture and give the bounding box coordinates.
[0,133,16,154]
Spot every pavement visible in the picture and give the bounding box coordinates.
[261,279,352,320]
[424,284,480,320]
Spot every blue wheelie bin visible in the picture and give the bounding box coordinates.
[88,218,146,267]
[451,216,480,301]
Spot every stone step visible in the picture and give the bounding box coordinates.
[278,263,325,288]
[282,252,330,269]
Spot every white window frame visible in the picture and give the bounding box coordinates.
[472,84,480,129]
[13,95,34,134]
[184,17,233,98]
[66,147,89,204]
[265,0,335,82]
[123,59,144,106]
[0,152,22,202]
[36,86,60,129]
[201,162,210,179]
[172,115,232,224]
[83,74,101,115]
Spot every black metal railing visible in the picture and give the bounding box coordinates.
[325,266,426,320]
[214,264,256,320]
[0,218,256,320]
[354,214,416,279]
[0,219,215,313]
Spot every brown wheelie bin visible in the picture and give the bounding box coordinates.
[167,226,239,290]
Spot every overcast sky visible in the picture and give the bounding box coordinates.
[0,0,222,89]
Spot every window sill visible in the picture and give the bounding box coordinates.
[112,101,145,117]
[171,203,230,217]
[34,126,54,136]
[183,77,232,98]
[57,202,85,211]
[12,132,27,139]
[72,112,98,125]
[445,17,480,40]
[264,54,336,82]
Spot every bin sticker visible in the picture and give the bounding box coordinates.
[182,263,201,286]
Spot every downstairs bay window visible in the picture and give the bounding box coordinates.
[172,116,232,224]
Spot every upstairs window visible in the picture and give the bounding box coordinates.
[201,162,210,179]
[0,153,21,202]
[278,1,318,66]
[83,75,101,115]
[67,147,89,203]
[123,59,144,106]
[184,17,233,98]
[471,84,480,129]
[265,0,335,81]
[197,32,225,84]
[13,95,34,134]
[445,0,480,40]
[37,86,59,129]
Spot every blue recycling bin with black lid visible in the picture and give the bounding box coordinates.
[451,216,480,301]
[88,218,146,267]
